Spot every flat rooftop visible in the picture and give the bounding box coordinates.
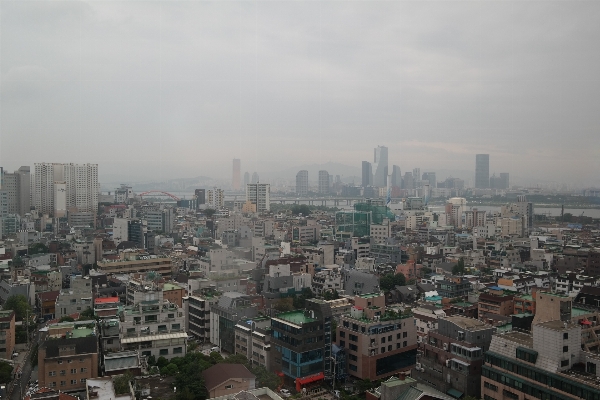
[358,293,382,299]
[500,331,534,347]
[274,310,317,325]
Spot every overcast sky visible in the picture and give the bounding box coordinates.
[1,1,599,186]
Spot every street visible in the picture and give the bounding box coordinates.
[9,332,38,400]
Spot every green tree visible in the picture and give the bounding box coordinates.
[113,372,133,395]
[273,297,294,312]
[10,256,25,268]
[452,258,466,276]
[28,243,49,255]
[204,209,217,218]
[218,353,249,366]
[147,355,156,366]
[291,204,311,216]
[251,365,280,390]
[209,352,224,364]
[79,307,95,320]
[156,356,169,369]
[0,361,13,384]
[379,273,406,291]
[323,289,340,301]
[162,363,179,376]
[3,294,32,321]
[59,316,75,322]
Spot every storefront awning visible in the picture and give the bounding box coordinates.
[295,372,324,392]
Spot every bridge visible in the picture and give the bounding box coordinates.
[268,197,365,206]
[137,191,181,201]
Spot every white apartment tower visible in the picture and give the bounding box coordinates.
[246,183,270,212]
[34,163,99,216]
[2,166,31,216]
[207,188,225,209]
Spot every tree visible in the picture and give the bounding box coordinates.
[379,273,406,291]
[452,258,466,276]
[156,356,169,369]
[3,294,32,321]
[273,298,294,312]
[0,361,13,384]
[323,289,340,301]
[204,209,217,218]
[59,316,75,323]
[421,266,433,276]
[10,256,25,268]
[291,204,311,216]
[209,352,224,364]
[162,363,179,376]
[113,372,133,395]
[251,365,280,390]
[28,243,49,255]
[218,353,249,366]
[147,355,156,366]
[79,307,95,320]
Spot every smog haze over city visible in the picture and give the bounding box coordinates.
[1,1,599,188]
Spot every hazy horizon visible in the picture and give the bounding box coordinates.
[1,1,599,187]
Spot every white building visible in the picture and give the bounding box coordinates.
[246,183,270,212]
[207,188,225,209]
[34,163,98,216]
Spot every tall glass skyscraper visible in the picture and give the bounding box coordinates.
[475,154,490,188]
[372,145,388,187]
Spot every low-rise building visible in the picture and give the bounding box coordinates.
[0,310,15,360]
[413,315,495,399]
[184,291,221,343]
[234,316,271,370]
[202,363,256,399]
[337,293,417,381]
[55,275,93,319]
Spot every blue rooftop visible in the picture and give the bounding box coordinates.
[488,286,503,290]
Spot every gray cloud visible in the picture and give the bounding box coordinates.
[1,0,599,186]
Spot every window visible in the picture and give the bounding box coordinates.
[225,384,233,389]
[563,333,568,339]
[71,369,76,374]
[381,347,385,354]
[484,382,498,391]
[397,343,401,349]
[60,381,66,386]
[381,337,386,343]
[349,344,357,351]
[503,390,518,399]
[160,349,169,355]
[403,332,407,338]
[80,378,86,383]
[168,313,175,318]
[397,333,401,339]
[71,379,77,384]
[49,371,56,377]
[561,359,569,367]
[81,368,87,373]
[340,340,346,347]
[403,341,407,347]
[58,360,63,364]
[172,323,181,330]
[587,362,597,374]
[388,345,392,351]
[388,335,392,341]
[80,358,84,362]
[174,347,183,354]
[349,364,357,371]
[563,346,568,352]
[349,334,358,342]
[60,370,66,376]
[484,396,496,400]
[68,359,73,364]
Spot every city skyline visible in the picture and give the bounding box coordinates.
[1,2,599,186]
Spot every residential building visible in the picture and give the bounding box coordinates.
[312,265,342,296]
[478,292,515,321]
[207,188,225,209]
[413,306,446,344]
[413,316,495,399]
[0,310,15,360]
[2,166,31,216]
[202,363,256,399]
[34,163,99,216]
[55,275,93,319]
[481,321,600,400]
[119,290,186,360]
[96,254,173,276]
[475,154,489,189]
[234,316,271,370]
[37,290,60,320]
[38,324,99,392]
[318,171,330,195]
[342,269,380,296]
[296,170,309,196]
[210,292,259,354]
[163,282,185,307]
[184,292,220,343]
[337,293,417,380]
[436,277,471,299]
[246,183,271,212]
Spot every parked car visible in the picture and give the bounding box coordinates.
[280,389,291,398]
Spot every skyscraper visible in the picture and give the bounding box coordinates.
[475,154,490,189]
[232,159,241,191]
[372,146,388,187]
[403,172,413,190]
[2,166,31,216]
[422,172,436,189]
[244,172,250,190]
[296,170,308,196]
[34,163,98,215]
[251,172,259,184]
[361,161,373,188]
[412,168,421,187]
[391,165,401,187]
[318,170,330,194]
[246,183,270,212]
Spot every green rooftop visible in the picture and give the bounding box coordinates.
[163,283,182,291]
[71,328,94,338]
[516,294,533,301]
[358,293,381,299]
[572,307,592,317]
[275,310,317,325]
[0,310,14,318]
